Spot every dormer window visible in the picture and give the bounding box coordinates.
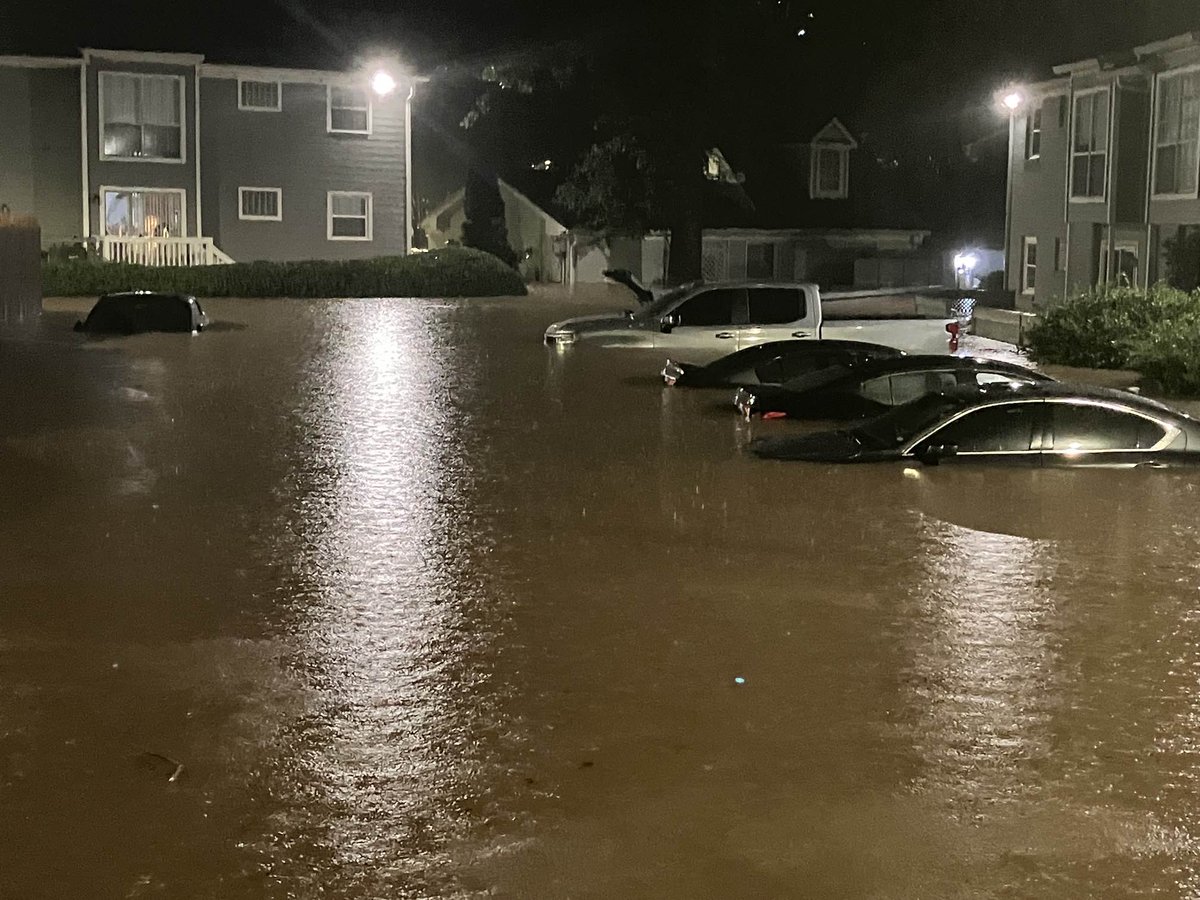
[808,118,857,200]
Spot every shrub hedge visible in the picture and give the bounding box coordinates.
[1026,283,1200,395]
[43,247,527,299]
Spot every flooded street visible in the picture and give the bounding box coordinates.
[4,293,1200,898]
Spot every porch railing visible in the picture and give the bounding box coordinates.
[100,236,235,266]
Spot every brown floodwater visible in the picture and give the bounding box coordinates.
[3,292,1200,899]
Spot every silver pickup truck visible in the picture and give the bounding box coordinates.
[544,278,966,356]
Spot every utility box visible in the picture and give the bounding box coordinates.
[0,211,42,325]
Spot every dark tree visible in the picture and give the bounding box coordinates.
[461,169,518,268]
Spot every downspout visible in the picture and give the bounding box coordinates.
[1143,68,1158,288]
[1063,79,1074,300]
[194,64,202,238]
[79,61,89,239]
[404,81,414,254]
[1004,110,1015,294]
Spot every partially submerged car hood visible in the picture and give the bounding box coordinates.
[545,312,645,343]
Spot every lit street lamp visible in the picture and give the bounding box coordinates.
[371,69,397,97]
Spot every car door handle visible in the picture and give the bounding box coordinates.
[716,332,736,339]
[791,331,813,338]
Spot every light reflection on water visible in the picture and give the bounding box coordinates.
[261,301,507,894]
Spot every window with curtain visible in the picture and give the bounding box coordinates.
[1071,90,1109,199]
[1154,70,1200,197]
[101,72,183,161]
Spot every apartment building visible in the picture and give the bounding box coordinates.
[1002,32,1200,309]
[0,48,413,264]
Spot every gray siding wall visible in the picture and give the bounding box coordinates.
[0,66,83,246]
[1006,92,1069,307]
[85,59,200,237]
[199,78,407,262]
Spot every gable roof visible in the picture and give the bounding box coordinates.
[810,117,858,149]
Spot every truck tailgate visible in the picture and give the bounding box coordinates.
[820,318,957,355]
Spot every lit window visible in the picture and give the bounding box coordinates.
[238,187,282,221]
[1071,90,1109,200]
[100,72,183,161]
[328,191,372,240]
[1022,236,1037,294]
[810,146,848,199]
[328,86,370,134]
[1153,70,1200,197]
[238,79,281,111]
[1025,104,1042,159]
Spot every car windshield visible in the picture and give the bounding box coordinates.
[853,393,967,449]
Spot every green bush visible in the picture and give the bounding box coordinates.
[1025,283,1200,369]
[1128,315,1200,397]
[43,247,527,299]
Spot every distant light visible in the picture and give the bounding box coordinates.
[734,676,746,685]
[797,29,807,36]
[371,70,397,96]
[954,252,979,271]
[531,159,553,171]
[1002,91,1023,112]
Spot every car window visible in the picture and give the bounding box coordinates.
[748,288,805,325]
[1049,403,1166,452]
[927,403,1040,453]
[887,371,959,405]
[858,375,893,405]
[674,289,738,327]
[976,371,1035,387]
[776,350,845,382]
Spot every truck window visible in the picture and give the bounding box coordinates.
[748,288,804,325]
[675,289,738,327]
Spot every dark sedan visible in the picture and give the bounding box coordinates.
[75,291,208,335]
[751,383,1200,468]
[661,339,902,388]
[734,355,1051,420]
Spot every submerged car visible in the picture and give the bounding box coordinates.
[74,292,208,335]
[751,382,1200,467]
[661,339,903,388]
[734,355,1051,420]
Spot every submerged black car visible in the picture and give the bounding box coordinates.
[75,292,209,334]
[751,383,1200,467]
[734,355,1051,420]
[662,339,902,388]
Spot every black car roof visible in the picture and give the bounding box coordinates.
[936,381,1195,421]
[848,354,1043,377]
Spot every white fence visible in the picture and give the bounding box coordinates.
[100,236,234,266]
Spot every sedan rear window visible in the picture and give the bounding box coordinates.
[1049,403,1166,452]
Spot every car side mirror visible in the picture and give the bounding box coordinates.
[661,313,680,333]
[915,443,957,466]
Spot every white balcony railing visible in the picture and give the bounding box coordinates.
[100,236,235,267]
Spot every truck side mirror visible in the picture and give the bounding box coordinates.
[661,313,680,333]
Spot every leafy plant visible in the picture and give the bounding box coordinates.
[42,247,527,299]
[1025,283,1200,369]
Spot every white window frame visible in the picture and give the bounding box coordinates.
[1069,87,1111,203]
[327,191,373,241]
[238,187,282,222]
[237,78,282,112]
[326,85,372,135]
[99,185,188,238]
[809,144,849,199]
[1021,236,1038,295]
[1098,239,1139,286]
[1151,65,1200,200]
[98,71,187,164]
[1025,104,1042,160]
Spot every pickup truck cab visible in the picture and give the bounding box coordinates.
[544,281,964,356]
